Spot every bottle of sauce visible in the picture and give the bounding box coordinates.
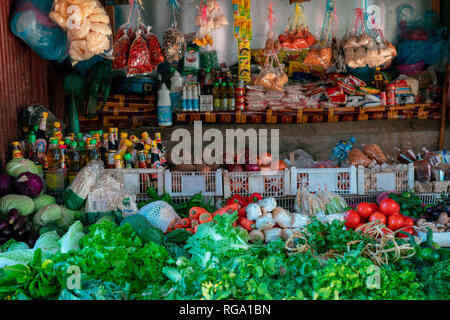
[141,132,152,146]
[220,82,227,110]
[124,153,133,169]
[114,154,123,169]
[213,83,221,111]
[67,142,81,184]
[11,141,23,159]
[78,140,87,166]
[87,138,100,162]
[137,150,147,169]
[46,138,62,194]
[36,112,48,162]
[28,135,43,172]
[53,122,63,141]
[374,67,384,91]
[227,83,235,111]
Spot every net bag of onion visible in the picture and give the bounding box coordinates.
[138,201,181,233]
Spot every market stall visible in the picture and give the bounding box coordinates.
[0,0,449,302]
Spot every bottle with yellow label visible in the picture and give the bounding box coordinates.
[11,142,23,159]
[46,138,63,195]
[53,122,63,141]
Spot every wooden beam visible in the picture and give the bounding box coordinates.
[432,0,440,15]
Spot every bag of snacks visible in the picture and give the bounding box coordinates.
[127,29,153,77]
[347,148,372,167]
[362,144,387,164]
[145,26,164,66]
[112,24,132,70]
[278,3,316,51]
[49,0,112,64]
[303,0,337,70]
[163,25,186,63]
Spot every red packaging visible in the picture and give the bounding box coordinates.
[380,92,387,106]
[387,84,396,106]
[347,75,366,87]
[127,32,153,77]
[336,80,356,94]
[325,86,344,98]
[328,93,347,105]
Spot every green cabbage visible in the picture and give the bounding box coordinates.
[6,158,40,178]
[0,194,35,218]
[33,194,57,212]
[33,204,62,226]
[33,231,61,254]
[59,221,85,253]
[0,249,53,268]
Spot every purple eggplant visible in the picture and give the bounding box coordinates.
[25,232,35,248]
[2,226,13,237]
[8,210,20,225]
[18,224,30,237]
[0,220,10,231]
[12,216,27,232]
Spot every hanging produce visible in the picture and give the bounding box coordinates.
[49,0,112,64]
[278,3,316,51]
[111,0,164,75]
[162,0,186,63]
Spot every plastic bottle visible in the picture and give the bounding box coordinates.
[114,154,123,169]
[141,132,152,146]
[186,85,193,111]
[28,135,42,172]
[157,83,173,127]
[58,141,68,170]
[11,141,23,159]
[87,138,100,162]
[331,137,356,162]
[227,83,235,110]
[181,86,188,111]
[220,82,227,110]
[374,67,384,91]
[124,153,134,168]
[204,68,213,95]
[192,85,200,111]
[46,138,62,194]
[170,70,184,112]
[53,122,63,141]
[213,82,221,111]
[67,142,81,184]
[36,112,48,160]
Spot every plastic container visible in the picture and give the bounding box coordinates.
[290,167,357,195]
[357,164,415,195]
[157,83,173,127]
[223,170,291,199]
[164,170,223,197]
[397,61,425,75]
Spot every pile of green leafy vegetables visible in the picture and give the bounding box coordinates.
[0,207,448,300]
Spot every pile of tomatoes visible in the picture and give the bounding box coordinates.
[344,199,415,238]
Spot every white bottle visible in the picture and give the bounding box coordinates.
[186,85,193,112]
[157,83,173,127]
[192,85,200,112]
[170,71,184,112]
[181,86,188,112]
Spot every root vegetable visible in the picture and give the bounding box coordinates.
[255,213,276,231]
[249,230,265,243]
[438,213,448,226]
[272,207,292,229]
[246,203,262,220]
[258,197,277,214]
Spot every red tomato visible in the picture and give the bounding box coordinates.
[397,227,414,238]
[357,202,374,219]
[403,217,415,228]
[354,223,367,232]
[345,210,361,229]
[381,227,394,236]
[379,199,400,216]
[368,202,379,212]
[388,215,404,231]
[369,212,387,225]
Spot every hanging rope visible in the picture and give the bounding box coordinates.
[167,0,182,27]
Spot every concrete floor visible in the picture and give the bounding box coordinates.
[147,119,450,162]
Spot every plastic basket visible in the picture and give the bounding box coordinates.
[223,170,290,199]
[104,168,165,203]
[164,170,223,197]
[397,61,425,75]
[290,167,357,195]
[417,193,443,205]
[357,164,415,195]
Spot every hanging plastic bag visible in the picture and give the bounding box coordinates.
[49,0,112,65]
[10,0,68,61]
[145,27,165,66]
[112,24,132,70]
[304,0,336,70]
[127,30,153,77]
[278,3,316,51]
[163,0,186,63]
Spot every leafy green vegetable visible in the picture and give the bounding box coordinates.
[58,278,129,300]
[0,194,35,217]
[58,221,85,253]
[120,214,165,244]
[33,231,61,254]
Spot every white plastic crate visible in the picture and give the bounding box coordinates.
[223,170,290,199]
[417,193,443,205]
[104,168,165,203]
[164,170,223,197]
[290,167,357,195]
[357,164,415,195]
[341,194,377,205]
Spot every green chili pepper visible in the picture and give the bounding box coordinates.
[420,248,440,264]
